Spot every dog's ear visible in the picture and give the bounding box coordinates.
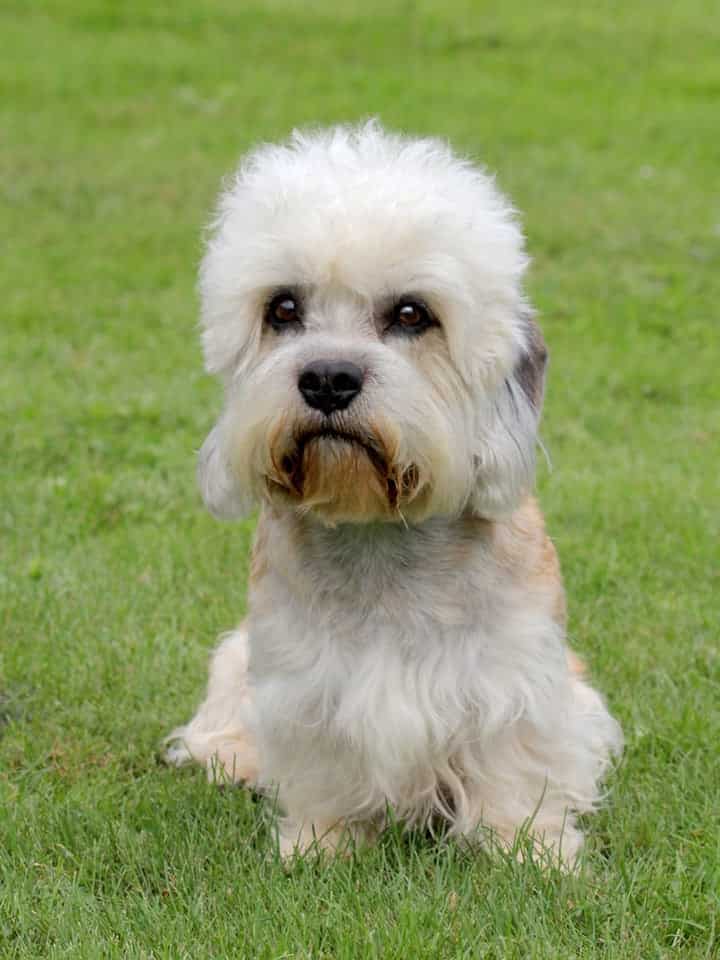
[513,311,548,414]
[197,422,251,520]
[468,311,548,519]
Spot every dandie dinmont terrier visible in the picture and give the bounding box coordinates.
[166,122,622,865]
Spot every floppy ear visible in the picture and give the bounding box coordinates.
[468,311,548,519]
[197,421,252,520]
[513,311,548,413]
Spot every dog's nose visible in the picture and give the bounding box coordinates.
[297,360,364,415]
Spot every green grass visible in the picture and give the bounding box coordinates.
[1,1,719,956]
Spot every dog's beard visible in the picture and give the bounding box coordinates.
[264,418,426,523]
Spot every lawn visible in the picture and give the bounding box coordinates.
[1,1,718,957]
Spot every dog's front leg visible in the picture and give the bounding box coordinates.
[164,627,258,784]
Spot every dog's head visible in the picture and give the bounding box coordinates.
[198,122,546,524]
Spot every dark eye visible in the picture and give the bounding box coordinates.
[386,298,437,336]
[266,291,302,331]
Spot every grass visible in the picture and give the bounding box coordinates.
[1,0,718,956]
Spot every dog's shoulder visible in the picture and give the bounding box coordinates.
[484,497,566,627]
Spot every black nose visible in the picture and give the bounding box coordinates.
[297,360,364,415]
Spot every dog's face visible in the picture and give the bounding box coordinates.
[198,123,546,524]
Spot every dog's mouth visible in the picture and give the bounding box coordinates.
[267,425,421,513]
[277,427,388,494]
[287,427,387,474]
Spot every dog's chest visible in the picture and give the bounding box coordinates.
[250,604,481,770]
[248,572,536,768]
[247,515,562,782]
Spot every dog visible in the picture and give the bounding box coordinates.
[165,121,622,865]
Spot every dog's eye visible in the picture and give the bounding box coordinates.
[386,299,437,336]
[266,292,302,331]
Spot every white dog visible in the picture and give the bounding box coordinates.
[166,122,622,865]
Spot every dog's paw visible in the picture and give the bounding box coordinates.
[163,725,258,786]
[487,821,584,872]
[277,817,374,863]
[204,738,258,785]
[163,729,193,767]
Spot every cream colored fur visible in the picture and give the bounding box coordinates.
[165,122,622,866]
